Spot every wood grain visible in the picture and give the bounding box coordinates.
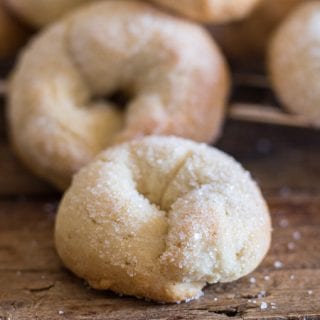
[1,116,320,318]
[1,56,320,319]
[1,69,320,197]
[229,103,320,129]
[0,144,54,196]
[1,106,320,197]
[0,197,319,319]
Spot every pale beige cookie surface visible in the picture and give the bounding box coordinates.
[55,136,272,303]
[5,0,89,27]
[8,0,229,190]
[150,0,261,23]
[269,1,320,124]
[5,0,261,26]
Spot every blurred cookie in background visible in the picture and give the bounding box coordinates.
[5,0,89,27]
[269,1,320,125]
[149,0,261,23]
[209,0,305,71]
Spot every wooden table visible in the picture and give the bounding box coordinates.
[1,63,320,319]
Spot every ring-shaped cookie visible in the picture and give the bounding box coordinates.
[55,136,271,303]
[8,0,230,189]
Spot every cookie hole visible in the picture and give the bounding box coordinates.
[92,90,132,112]
[109,90,132,111]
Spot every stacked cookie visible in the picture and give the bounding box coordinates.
[5,0,272,303]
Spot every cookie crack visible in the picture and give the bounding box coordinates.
[159,151,194,212]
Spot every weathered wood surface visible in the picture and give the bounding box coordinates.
[1,58,320,319]
[0,197,319,319]
[1,110,320,197]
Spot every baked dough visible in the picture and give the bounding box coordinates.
[269,1,320,123]
[150,0,261,23]
[1,0,261,56]
[1,0,88,56]
[0,0,30,57]
[5,0,89,27]
[55,136,271,303]
[210,0,304,67]
[6,0,261,26]
[8,0,230,190]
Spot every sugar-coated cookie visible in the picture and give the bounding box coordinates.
[8,0,230,189]
[55,136,271,303]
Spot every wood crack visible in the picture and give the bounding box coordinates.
[190,305,246,318]
[26,283,55,293]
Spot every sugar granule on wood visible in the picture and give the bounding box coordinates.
[279,218,289,228]
[293,231,301,240]
[288,242,296,250]
[260,301,268,310]
[274,260,283,269]
[249,276,256,284]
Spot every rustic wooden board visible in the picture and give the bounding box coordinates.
[1,58,320,319]
[1,115,320,197]
[1,119,320,319]
[0,144,54,196]
[0,197,319,319]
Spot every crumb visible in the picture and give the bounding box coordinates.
[257,291,266,298]
[293,231,301,240]
[260,301,268,310]
[249,276,256,284]
[274,260,283,269]
[288,242,295,250]
[279,218,289,228]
